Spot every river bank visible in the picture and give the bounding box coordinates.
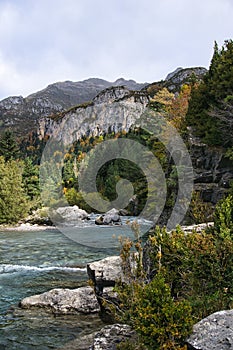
[0,222,56,232]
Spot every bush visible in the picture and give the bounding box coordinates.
[109,217,233,349]
[116,273,193,350]
[214,194,233,239]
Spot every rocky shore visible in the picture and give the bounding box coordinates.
[18,249,233,350]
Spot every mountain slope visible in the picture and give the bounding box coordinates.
[0,68,207,138]
[0,78,147,137]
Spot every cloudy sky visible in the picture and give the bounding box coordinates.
[0,0,232,100]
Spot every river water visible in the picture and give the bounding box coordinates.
[0,217,151,349]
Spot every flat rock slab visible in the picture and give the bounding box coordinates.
[92,324,137,350]
[20,286,100,314]
[187,310,233,350]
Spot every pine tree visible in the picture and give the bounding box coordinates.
[0,130,20,161]
[0,157,29,223]
[186,39,233,146]
[22,157,40,200]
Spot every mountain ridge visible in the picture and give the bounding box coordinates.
[0,68,207,137]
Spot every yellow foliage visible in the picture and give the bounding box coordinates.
[151,88,175,107]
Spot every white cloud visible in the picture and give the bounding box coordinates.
[0,0,233,99]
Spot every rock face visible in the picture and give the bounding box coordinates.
[95,208,121,225]
[20,286,100,314]
[187,310,233,350]
[38,86,149,144]
[164,67,207,91]
[145,67,207,95]
[188,129,233,204]
[91,324,137,350]
[0,78,147,136]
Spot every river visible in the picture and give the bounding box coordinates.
[0,217,151,349]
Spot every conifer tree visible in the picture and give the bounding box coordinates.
[0,130,20,161]
[0,157,28,223]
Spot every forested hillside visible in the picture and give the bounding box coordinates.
[0,40,232,225]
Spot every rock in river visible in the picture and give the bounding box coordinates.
[95,208,121,225]
[20,286,100,314]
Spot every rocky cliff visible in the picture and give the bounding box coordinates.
[189,129,233,204]
[38,80,233,208]
[38,86,150,144]
[0,78,147,137]
[0,67,207,138]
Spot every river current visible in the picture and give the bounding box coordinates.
[0,217,151,349]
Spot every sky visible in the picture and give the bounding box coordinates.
[0,0,233,100]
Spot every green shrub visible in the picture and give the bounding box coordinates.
[214,194,233,239]
[116,273,193,350]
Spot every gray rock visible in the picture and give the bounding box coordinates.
[87,255,138,311]
[87,256,123,289]
[165,67,207,91]
[91,324,137,350]
[87,256,123,310]
[55,205,89,222]
[187,310,233,350]
[20,286,100,314]
[165,67,183,80]
[95,209,121,226]
[0,78,146,137]
[38,86,149,145]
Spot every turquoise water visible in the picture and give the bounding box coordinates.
[0,228,117,349]
[0,218,151,349]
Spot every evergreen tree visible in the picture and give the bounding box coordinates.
[186,39,233,146]
[0,157,28,223]
[0,130,20,161]
[22,157,40,200]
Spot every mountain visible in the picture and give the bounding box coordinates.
[0,78,147,137]
[38,86,149,143]
[144,67,208,96]
[0,68,207,138]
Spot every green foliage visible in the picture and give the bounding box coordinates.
[0,157,29,223]
[147,225,233,319]
[22,157,40,200]
[0,130,20,161]
[64,188,93,212]
[116,273,193,350]
[110,225,193,350]
[214,194,233,239]
[187,39,233,146]
[188,191,214,224]
[110,209,233,349]
[226,147,233,160]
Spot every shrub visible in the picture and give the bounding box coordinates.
[214,194,233,239]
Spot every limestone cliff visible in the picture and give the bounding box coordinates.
[38,86,150,144]
[0,78,147,137]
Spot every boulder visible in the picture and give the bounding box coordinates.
[87,256,123,289]
[87,255,138,312]
[24,207,53,226]
[55,205,89,222]
[91,324,137,350]
[87,256,123,311]
[187,309,233,350]
[95,208,121,225]
[20,286,100,314]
